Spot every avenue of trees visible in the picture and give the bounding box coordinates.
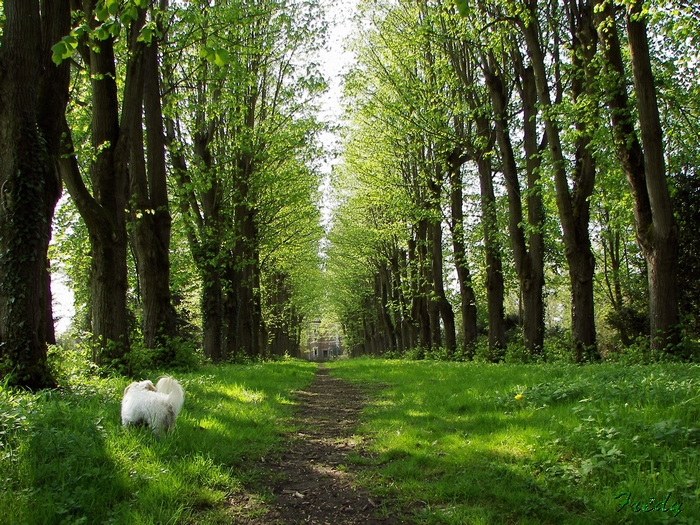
[0,0,327,388]
[1,0,699,388]
[326,0,700,362]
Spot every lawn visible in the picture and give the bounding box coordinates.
[327,359,700,524]
[2,356,698,524]
[0,357,317,525]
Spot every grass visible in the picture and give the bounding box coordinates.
[0,355,317,525]
[3,355,699,524]
[326,358,700,524]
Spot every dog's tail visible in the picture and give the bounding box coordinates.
[156,376,185,417]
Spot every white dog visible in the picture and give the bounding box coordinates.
[121,376,185,436]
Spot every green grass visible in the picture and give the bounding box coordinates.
[3,357,699,524]
[0,358,317,525]
[326,359,700,524]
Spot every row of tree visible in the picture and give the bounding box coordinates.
[0,0,327,388]
[326,0,700,361]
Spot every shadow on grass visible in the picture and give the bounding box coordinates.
[22,393,132,525]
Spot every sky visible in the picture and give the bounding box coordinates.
[317,0,357,229]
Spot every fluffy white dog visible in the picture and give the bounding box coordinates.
[121,376,185,436]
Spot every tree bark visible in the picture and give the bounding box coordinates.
[426,179,457,356]
[448,151,478,354]
[484,56,546,355]
[597,1,679,352]
[60,2,152,364]
[0,0,69,388]
[474,120,506,358]
[129,37,175,356]
[521,2,598,361]
[626,0,679,351]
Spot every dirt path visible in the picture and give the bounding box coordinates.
[228,364,406,524]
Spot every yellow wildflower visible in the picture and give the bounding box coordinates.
[514,393,523,401]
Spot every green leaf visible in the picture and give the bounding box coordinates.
[96,25,109,40]
[138,25,153,43]
[51,42,68,66]
[120,6,138,25]
[107,0,119,16]
[454,0,469,17]
[214,48,229,67]
[95,4,110,22]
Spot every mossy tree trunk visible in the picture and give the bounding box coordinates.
[0,0,70,388]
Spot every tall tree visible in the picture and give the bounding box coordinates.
[596,0,679,352]
[517,0,600,361]
[129,2,176,356]
[60,1,152,364]
[481,49,546,355]
[0,0,70,388]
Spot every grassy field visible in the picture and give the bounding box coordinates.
[327,359,700,524]
[2,356,699,524]
[0,356,317,525]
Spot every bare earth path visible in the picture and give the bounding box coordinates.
[228,364,407,524]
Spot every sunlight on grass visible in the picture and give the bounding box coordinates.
[328,358,700,524]
[0,359,317,525]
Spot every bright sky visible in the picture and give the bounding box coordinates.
[317,0,357,229]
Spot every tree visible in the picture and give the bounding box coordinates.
[128,2,176,356]
[59,1,155,365]
[0,0,70,388]
[596,0,679,353]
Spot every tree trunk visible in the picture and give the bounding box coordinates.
[38,0,72,350]
[626,0,679,351]
[484,56,546,355]
[409,235,430,350]
[202,261,224,362]
[597,0,679,352]
[0,0,69,388]
[129,38,175,356]
[378,267,397,352]
[233,198,258,357]
[390,249,406,353]
[427,194,457,355]
[521,4,598,360]
[474,118,505,358]
[63,3,151,364]
[417,218,440,350]
[448,152,478,354]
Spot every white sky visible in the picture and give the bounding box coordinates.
[317,0,357,229]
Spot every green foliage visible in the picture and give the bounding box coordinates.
[328,359,700,524]
[0,359,317,525]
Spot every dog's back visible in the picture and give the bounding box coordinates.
[121,377,184,436]
[155,376,185,417]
